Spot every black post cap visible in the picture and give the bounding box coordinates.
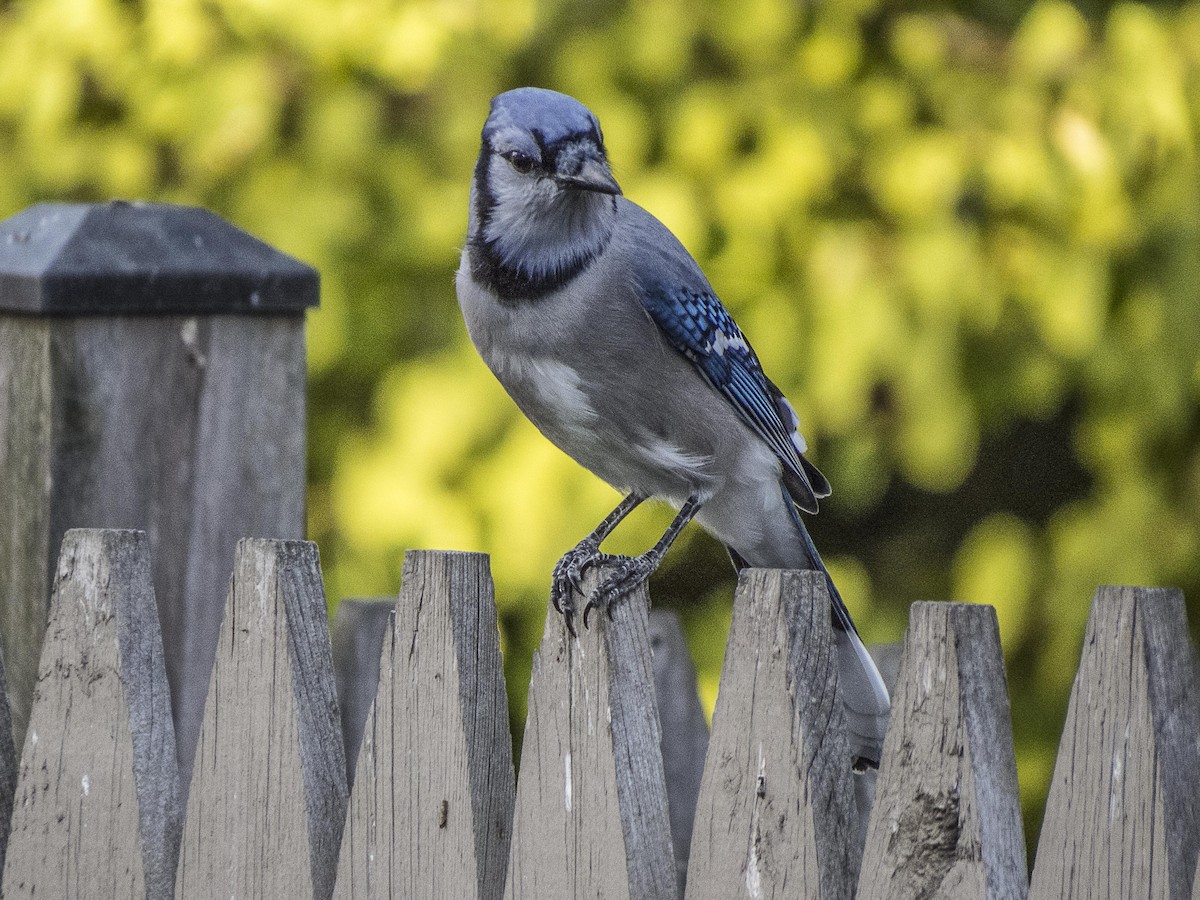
[0,201,319,315]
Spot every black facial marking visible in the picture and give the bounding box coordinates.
[469,191,618,304]
[530,128,551,162]
[469,232,602,304]
[470,122,616,305]
[472,142,494,235]
[527,128,605,174]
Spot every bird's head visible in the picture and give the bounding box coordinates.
[469,87,622,288]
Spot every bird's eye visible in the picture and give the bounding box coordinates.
[501,150,536,174]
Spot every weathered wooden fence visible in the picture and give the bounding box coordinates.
[1,202,1198,898]
[0,527,1195,898]
[0,200,315,794]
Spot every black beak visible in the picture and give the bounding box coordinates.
[555,155,622,196]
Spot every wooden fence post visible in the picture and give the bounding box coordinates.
[649,609,709,899]
[176,539,347,900]
[1029,586,1200,900]
[685,569,857,900]
[857,602,1027,900]
[0,634,16,878]
[330,597,395,788]
[0,201,316,781]
[504,566,676,900]
[334,551,515,899]
[2,529,181,899]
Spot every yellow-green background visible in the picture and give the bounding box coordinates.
[3,0,1199,857]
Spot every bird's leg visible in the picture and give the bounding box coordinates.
[583,495,701,627]
[551,492,646,633]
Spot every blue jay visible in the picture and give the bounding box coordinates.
[456,87,889,768]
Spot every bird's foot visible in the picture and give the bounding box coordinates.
[551,539,619,636]
[582,551,662,628]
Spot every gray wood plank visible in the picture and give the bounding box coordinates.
[857,602,1027,900]
[330,597,395,789]
[504,565,676,900]
[0,635,17,878]
[333,551,515,900]
[0,313,308,780]
[1029,586,1200,900]
[685,569,856,900]
[0,317,51,747]
[177,539,347,900]
[2,529,181,900]
[649,609,709,899]
[144,315,309,789]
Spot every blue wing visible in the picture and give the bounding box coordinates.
[639,284,830,512]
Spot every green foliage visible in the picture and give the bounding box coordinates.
[4,0,1200,851]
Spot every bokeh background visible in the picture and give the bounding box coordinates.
[3,0,1199,856]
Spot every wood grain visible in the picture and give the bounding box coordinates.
[0,635,17,878]
[504,565,676,900]
[333,551,515,900]
[2,529,181,900]
[177,539,347,900]
[0,314,308,781]
[1029,586,1200,900]
[857,602,1027,900]
[685,569,856,900]
[0,317,51,747]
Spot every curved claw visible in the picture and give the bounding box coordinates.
[581,595,619,629]
[551,548,588,610]
[581,557,656,628]
[568,565,587,596]
[552,538,618,636]
[550,582,578,636]
[553,547,618,603]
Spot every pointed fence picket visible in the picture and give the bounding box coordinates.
[1029,586,1200,900]
[0,527,1195,899]
[175,539,348,900]
[858,602,1027,898]
[334,550,514,900]
[686,569,858,899]
[3,529,180,899]
[504,568,676,900]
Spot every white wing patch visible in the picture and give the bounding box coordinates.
[708,328,749,357]
[776,395,808,455]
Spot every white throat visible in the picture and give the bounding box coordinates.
[480,167,617,282]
